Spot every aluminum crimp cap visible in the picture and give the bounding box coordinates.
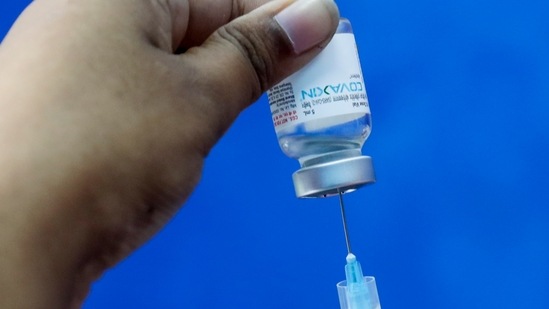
[292,155,375,198]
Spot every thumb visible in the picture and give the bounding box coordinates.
[182,0,340,122]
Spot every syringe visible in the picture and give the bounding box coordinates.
[337,189,372,309]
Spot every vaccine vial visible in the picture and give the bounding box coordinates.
[267,19,375,198]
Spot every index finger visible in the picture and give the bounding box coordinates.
[177,0,275,49]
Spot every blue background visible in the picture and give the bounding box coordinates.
[2,0,548,308]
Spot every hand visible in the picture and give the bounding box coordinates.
[0,0,339,308]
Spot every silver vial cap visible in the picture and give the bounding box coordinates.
[292,155,375,198]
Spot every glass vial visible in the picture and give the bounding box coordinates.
[267,19,375,198]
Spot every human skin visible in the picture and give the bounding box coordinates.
[0,0,339,308]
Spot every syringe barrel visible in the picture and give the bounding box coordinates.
[336,276,381,309]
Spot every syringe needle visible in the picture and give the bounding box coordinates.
[338,188,352,254]
[337,190,371,308]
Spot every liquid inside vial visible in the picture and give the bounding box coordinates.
[277,112,371,161]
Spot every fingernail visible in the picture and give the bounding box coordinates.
[275,0,340,54]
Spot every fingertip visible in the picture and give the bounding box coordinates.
[274,0,340,55]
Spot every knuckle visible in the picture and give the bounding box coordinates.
[217,21,277,98]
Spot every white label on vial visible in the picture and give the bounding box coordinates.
[267,33,370,133]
